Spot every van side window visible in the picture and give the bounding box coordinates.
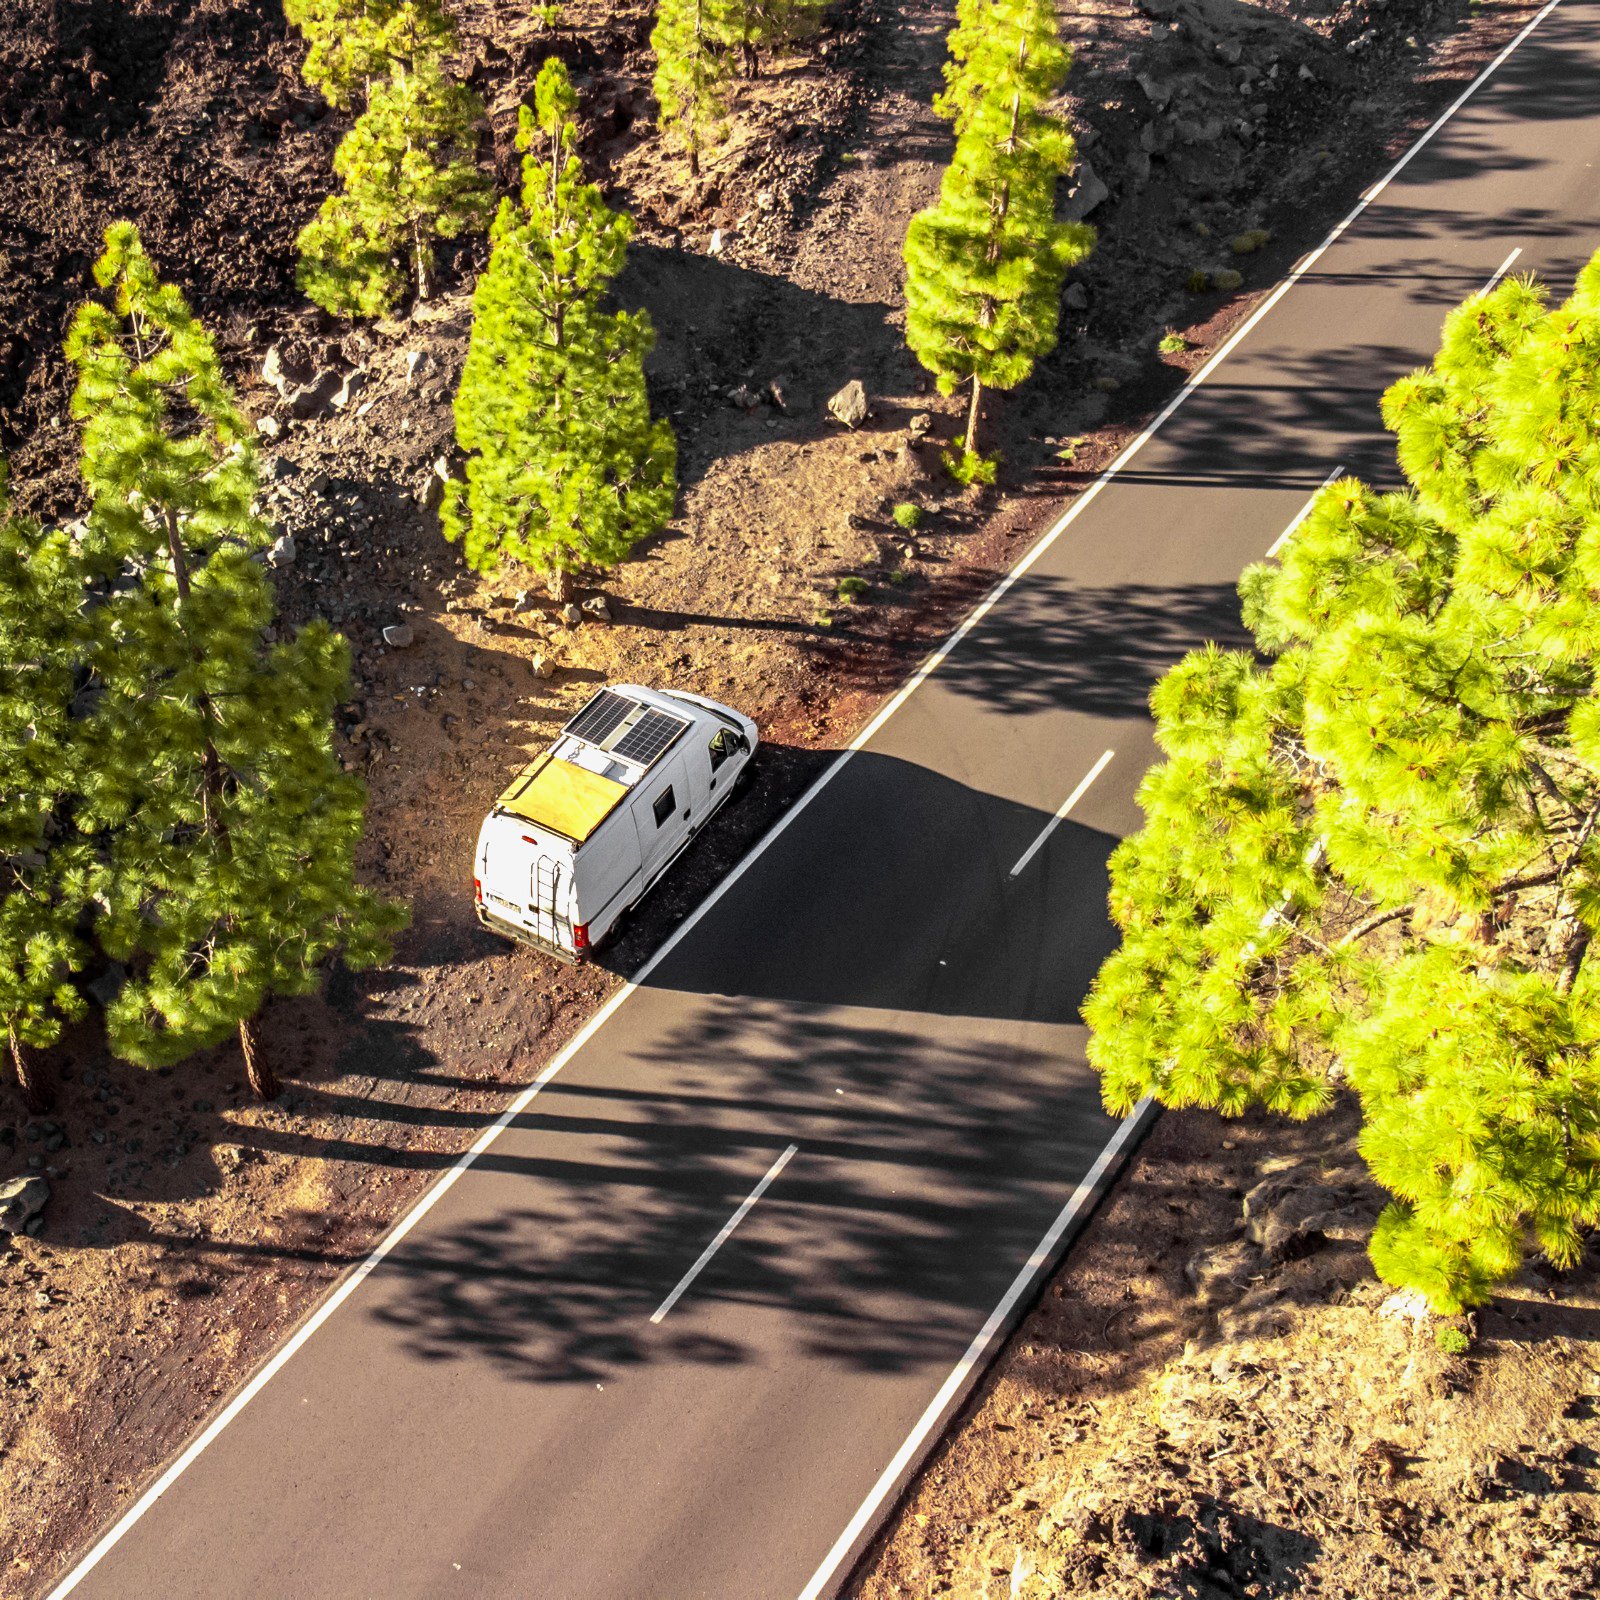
[652,786,676,828]
[708,730,738,772]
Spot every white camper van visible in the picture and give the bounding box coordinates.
[473,684,759,961]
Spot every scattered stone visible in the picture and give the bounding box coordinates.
[708,228,727,256]
[1064,281,1089,311]
[330,371,364,411]
[728,384,761,410]
[512,590,538,613]
[0,1175,49,1236]
[560,603,583,626]
[382,622,415,648]
[529,654,554,680]
[417,455,452,512]
[827,379,871,428]
[907,412,932,437]
[404,350,430,385]
[267,532,297,568]
[767,378,789,410]
[257,414,282,441]
[581,596,612,622]
[261,344,292,398]
[1063,158,1109,222]
[289,370,344,419]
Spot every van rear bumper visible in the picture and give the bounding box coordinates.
[475,905,581,964]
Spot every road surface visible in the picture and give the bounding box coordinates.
[55,4,1600,1596]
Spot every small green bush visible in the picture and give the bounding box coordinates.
[1159,331,1187,355]
[1435,1325,1471,1357]
[892,501,924,531]
[943,447,999,487]
[835,574,869,602]
[1231,229,1271,256]
[1211,267,1243,292]
[887,567,910,586]
[1186,268,1210,293]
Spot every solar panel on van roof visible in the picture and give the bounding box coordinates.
[564,689,635,746]
[613,708,688,767]
[562,689,691,769]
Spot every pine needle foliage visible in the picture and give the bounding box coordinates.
[297,50,490,317]
[651,0,734,176]
[67,224,405,1099]
[716,0,823,77]
[0,473,89,1113]
[285,0,454,110]
[904,0,1093,457]
[444,61,677,589]
[1085,259,1600,1311]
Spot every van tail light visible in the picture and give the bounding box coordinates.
[473,876,483,904]
[572,922,590,952]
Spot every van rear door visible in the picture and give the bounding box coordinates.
[527,850,575,953]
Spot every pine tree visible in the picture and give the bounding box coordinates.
[297,50,490,317]
[67,223,405,1100]
[1085,258,1600,1312]
[0,473,88,1114]
[285,0,454,110]
[652,0,734,177]
[715,0,820,77]
[904,0,1093,461]
[444,60,677,593]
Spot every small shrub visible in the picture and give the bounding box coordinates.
[1436,1325,1471,1357]
[892,501,924,531]
[887,567,910,586]
[943,447,999,487]
[1186,268,1210,293]
[1212,266,1243,292]
[1231,228,1271,255]
[1159,331,1187,355]
[1191,220,1212,239]
[534,2,561,26]
[835,574,869,602]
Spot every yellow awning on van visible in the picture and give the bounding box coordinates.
[495,756,628,844]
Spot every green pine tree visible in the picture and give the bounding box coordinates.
[904,0,1093,461]
[652,0,734,177]
[297,50,490,317]
[0,472,89,1114]
[715,0,820,77]
[1085,257,1600,1312]
[67,223,405,1100]
[285,0,454,110]
[444,60,677,593]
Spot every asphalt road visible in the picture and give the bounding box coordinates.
[55,5,1600,1596]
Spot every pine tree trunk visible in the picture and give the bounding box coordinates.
[240,1014,279,1102]
[7,1028,51,1116]
[689,142,700,179]
[546,566,575,602]
[964,376,983,456]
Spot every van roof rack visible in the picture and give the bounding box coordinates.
[562,688,691,770]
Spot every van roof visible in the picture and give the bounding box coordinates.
[494,755,629,845]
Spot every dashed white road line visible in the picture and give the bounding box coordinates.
[650,1144,799,1325]
[1482,246,1523,293]
[1267,466,1344,559]
[1008,751,1116,878]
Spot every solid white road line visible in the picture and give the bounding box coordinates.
[48,2,1567,1593]
[794,1098,1157,1600]
[1267,466,1344,558]
[650,1145,799,1325]
[1482,246,1523,294]
[1008,751,1116,878]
